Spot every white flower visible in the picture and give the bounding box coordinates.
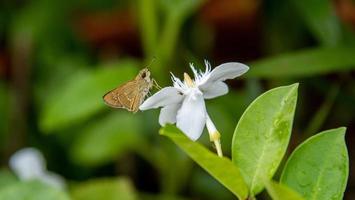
[9,148,66,189]
[139,61,249,144]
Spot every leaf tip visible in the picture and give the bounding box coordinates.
[326,127,347,139]
[334,127,347,141]
[289,83,299,91]
[336,126,347,133]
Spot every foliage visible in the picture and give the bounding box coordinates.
[71,178,137,200]
[160,125,249,200]
[281,128,349,200]
[162,84,349,199]
[248,47,355,78]
[0,180,70,200]
[40,60,139,132]
[0,0,353,199]
[232,84,298,195]
[265,180,304,200]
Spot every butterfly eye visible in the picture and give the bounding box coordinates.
[141,72,147,78]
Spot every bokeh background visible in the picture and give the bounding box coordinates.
[0,0,354,199]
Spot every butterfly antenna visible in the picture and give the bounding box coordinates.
[146,57,156,69]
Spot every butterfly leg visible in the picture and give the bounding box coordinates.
[148,90,153,96]
[153,79,162,90]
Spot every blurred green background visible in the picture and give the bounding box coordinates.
[0,0,354,199]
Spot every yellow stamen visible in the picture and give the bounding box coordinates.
[209,130,221,142]
[184,73,194,87]
[210,131,223,157]
[214,139,223,157]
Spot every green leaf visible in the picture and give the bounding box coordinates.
[291,0,341,46]
[71,112,143,166]
[280,128,349,200]
[0,170,17,190]
[39,60,139,132]
[157,0,204,70]
[247,47,355,78]
[160,125,248,200]
[159,0,204,18]
[0,180,70,200]
[265,180,304,200]
[232,84,298,195]
[71,178,137,200]
[138,0,158,58]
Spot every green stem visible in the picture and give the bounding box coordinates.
[303,84,339,137]
[138,0,158,58]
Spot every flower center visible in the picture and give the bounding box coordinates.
[184,73,195,87]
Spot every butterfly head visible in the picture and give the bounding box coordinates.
[138,68,151,82]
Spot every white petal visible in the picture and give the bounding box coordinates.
[206,114,218,134]
[159,104,181,126]
[176,90,206,141]
[40,172,66,190]
[139,87,183,110]
[207,62,249,82]
[203,81,228,99]
[9,148,46,180]
[199,62,249,91]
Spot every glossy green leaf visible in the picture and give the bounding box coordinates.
[280,128,349,200]
[232,84,298,195]
[39,60,139,132]
[0,180,70,200]
[160,125,249,200]
[247,47,355,78]
[71,112,143,166]
[291,0,341,46]
[266,180,304,200]
[71,178,137,200]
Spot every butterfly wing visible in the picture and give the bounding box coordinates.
[127,80,152,112]
[130,88,145,113]
[103,80,142,112]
